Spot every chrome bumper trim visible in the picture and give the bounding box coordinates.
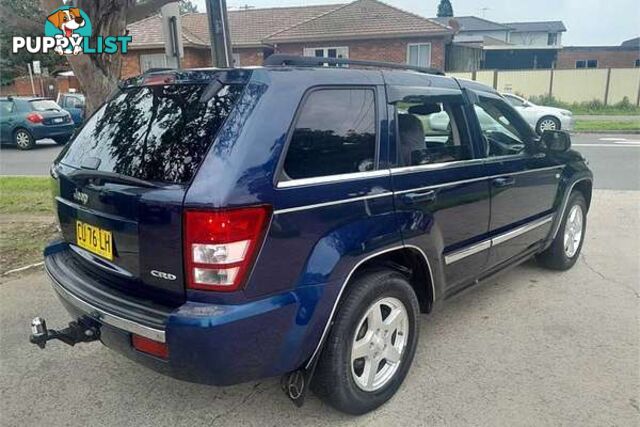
[45,266,166,343]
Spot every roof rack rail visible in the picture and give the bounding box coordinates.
[263,54,445,76]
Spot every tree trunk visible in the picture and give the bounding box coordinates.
[40,0,174,115]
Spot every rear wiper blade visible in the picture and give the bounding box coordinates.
[68,170,162,189]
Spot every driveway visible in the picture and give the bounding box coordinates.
[1,190,638,426]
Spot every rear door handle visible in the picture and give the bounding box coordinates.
[401,190,436,204]
[492,176,516,188]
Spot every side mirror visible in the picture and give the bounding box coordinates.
[541,130,571,153]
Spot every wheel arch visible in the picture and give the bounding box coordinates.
[573,179,593,211]
[305,245,435,369]
[550,177,593,240]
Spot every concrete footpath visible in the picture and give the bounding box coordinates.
[0,190,638,426]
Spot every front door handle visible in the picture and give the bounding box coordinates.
[401,190,437,204]
[492,176,516,188]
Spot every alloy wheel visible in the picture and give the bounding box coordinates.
[350,297,408,392]
[539,118,558,132]
[15,131,31,149]
[563,204,583,258]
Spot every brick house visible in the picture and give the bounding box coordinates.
[123,0,453,79]
[556,40,640,69]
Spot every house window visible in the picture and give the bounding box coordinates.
[140,53,168,72]
[547,33,558,46]
[576,59,598,69]
[303,47,349,66]
[407,43,432,68]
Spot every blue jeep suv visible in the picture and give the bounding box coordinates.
[34,56,592,414]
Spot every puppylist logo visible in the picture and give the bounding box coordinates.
[12,5,131,56]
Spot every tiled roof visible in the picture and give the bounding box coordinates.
[265,0,451,43]
[432,16,511,32]
[504,21,567,33]
[229,4,342,46]
[128,4,342,49]
[127,0,451,49]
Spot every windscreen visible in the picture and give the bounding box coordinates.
[60,83,244,184]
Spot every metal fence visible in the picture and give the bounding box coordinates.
[449,68,640,105]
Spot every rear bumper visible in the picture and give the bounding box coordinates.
[30,124,74,140]
[44,244,337,386]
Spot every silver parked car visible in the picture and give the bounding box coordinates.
[502,93,575,134]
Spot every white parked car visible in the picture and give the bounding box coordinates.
[502,93,575,134]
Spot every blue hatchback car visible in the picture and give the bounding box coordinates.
[34,56,592,414]
[0,97,74,149]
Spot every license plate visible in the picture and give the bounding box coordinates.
[76,220,113,260]
[53,118,64,123]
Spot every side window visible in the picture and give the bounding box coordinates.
[283,88,376,180]
[505,95,525,107]
[396,96,472,166]
[0,101,14,115]
[474,97,531,157]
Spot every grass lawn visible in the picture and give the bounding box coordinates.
[574,120,640,132]
[0,177,56,275]
[0,176,54,214]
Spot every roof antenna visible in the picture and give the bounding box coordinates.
[479,7,490,18]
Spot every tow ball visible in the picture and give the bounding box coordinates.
[29,316,100,349]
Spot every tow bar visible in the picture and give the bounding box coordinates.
[29,316,100,349]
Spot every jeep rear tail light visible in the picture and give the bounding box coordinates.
[184,206,271,292]
[26,113,44,123]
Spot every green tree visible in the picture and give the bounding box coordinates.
[179,0,199,13]
[1,0,200,111]
[437,0,454,17]
[0,0,66,84]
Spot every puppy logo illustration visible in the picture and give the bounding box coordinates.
[44,7,91,55]
[13,6,130,56]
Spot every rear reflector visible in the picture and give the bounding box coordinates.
[132,335,168,359]
[184,206,271,292]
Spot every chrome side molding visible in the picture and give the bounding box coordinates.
[444,215,554,265]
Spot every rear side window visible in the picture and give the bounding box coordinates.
[283,88,376,180]
[61,84,244,184]
[0,100,14,114]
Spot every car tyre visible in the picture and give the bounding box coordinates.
[53,136,69,145]
[537,191,587,270]
[311,268,420,415]
[536,116,561,134]
[14,129,35,150]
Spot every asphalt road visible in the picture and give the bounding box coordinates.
[1,134,639,190]
[1,190,639,426]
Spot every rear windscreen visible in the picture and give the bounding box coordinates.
[30,100,61,111]
[60,83,244,184]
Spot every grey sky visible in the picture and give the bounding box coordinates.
[192,0,640,46]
